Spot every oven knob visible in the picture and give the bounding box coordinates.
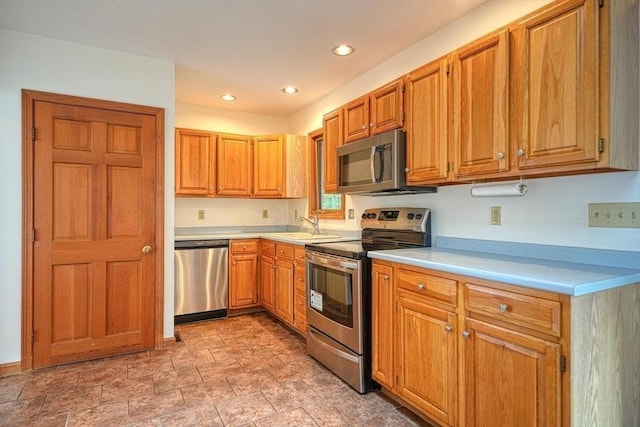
[407,213,415,220]
[367,213,376,219]
[415,214,423,220]
[361,213,367,219]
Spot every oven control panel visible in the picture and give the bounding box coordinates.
[360,207,430,232]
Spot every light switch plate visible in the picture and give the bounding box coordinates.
[588,202,640,228]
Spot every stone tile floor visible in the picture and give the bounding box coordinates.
[0,313,433,426]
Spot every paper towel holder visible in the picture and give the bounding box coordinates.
[470,178,528,198]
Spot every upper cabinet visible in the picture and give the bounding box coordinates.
[322,108,343,193]
[343,79,404,144]
[405,57,451,185]
[452,29,510,181]
[175,128,216,196]
[217,133,253,197]
[175,129,307,199]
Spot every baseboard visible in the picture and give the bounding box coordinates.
[0,361,22,377]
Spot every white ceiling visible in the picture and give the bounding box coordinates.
[0,0,488,117]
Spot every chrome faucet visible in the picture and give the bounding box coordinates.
[297,213,320,235]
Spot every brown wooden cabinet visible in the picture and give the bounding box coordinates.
[343,79,404,144]
[452,29,510,181]
[174,128,216,196]
[217,133,253,197]
[253,134,307,199]
[293,245,307,334]
[404,57,451,185]
[229,240,259,309]
[372,260,566,426]
[274,243,295,325]
[259,241,276,313]
[322,108,343,193]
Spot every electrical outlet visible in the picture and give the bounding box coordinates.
[490,206,502,225]
[197,209,205,220]
[348,209,355,219]
[262,209,269,219]
[589,202,640,228]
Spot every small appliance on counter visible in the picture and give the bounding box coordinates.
[305,207,431,393]
[174,239,229,324]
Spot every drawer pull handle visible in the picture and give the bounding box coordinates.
[417,283,425,291]
[498,303,509,313]
[462,331,470,339]
[445,325,453,333]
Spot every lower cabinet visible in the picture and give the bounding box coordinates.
[293,245,307,334]
[259,241,277,313]
[229,239,259,309]
[372,259,565,427]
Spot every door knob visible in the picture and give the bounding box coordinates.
[142,245,152,254]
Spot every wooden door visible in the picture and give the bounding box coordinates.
[275,259,294,324]
[405,58,450,185]
[31,98,159,368]
[462,318,561,427]
[343,96,370,143]
[259,255,276,313]
[174,128,215,196]
[322,108,343,193]
[217,133,252,196]
[512,0,598,171]
[370,79,404,136]
[453,29,509,179]
[253,135,284,198]
[397,297,457,426]
[229,254,258,308]
[371,261,394,390]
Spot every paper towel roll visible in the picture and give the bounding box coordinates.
[470,182,527,197]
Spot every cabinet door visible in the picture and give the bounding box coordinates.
[371,261,394,390]
[512,0,598,171]
[254,134,284,198]
[370,79,404,136]
[461,318,561,427]
[397,297,457,426]
[175,128,215,196]
[259,254,276,313]
[275,259,294,324]
[405,59,450,185]
[322,108,343,193]
[229,253,258,308]
[217,133,252,196]
[453,29,509,179]
[343,96,370,143]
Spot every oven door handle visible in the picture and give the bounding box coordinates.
[306,253,359,271]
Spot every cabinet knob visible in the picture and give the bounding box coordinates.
[496,151,505,160]
[383,275,389,280]
[405,167,410,173]
[498,303,509,313]
[462,331,471,339]
[445,325,453,333]
[417,283,425,291]
[232,261,236,265]
[370,123,374,128]
[362,125,366,129]
[516,148,525,157]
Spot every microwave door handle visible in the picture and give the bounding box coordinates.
[370,146,377,183]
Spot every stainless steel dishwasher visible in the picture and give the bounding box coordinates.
[174,239,228,324]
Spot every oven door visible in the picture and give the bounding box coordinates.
[306,250,363,354]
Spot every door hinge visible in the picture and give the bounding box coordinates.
[598,138,605,153]
[446,162,451,173]
[560,355,567,372]
[31,127,36,142]
[446,63,451,74]
[30,330,35,342]
[402,112,406,122]
[401,83,406,93]
[396,375,399,385]
[598,0,604,8]
[31,228,35,242]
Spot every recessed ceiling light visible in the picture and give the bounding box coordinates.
[332,44,355,56]
[282,86,298,94]
[220,94,236,101]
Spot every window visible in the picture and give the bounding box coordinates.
[308,128,345,219]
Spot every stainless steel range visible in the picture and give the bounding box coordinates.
[305,207,431,393]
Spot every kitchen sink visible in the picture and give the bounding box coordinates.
[263,232,341,240]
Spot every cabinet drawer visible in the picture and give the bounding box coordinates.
[295,265,306,292]
[276,243,294,260]
[396,267,457,307]
[464,283,561,337]
[261,240,276,257]
[230,239,258,254]
[294,245,306,265]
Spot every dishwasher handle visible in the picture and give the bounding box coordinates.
[175,239,229,250]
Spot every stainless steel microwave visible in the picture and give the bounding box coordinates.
[336,129,437,195]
